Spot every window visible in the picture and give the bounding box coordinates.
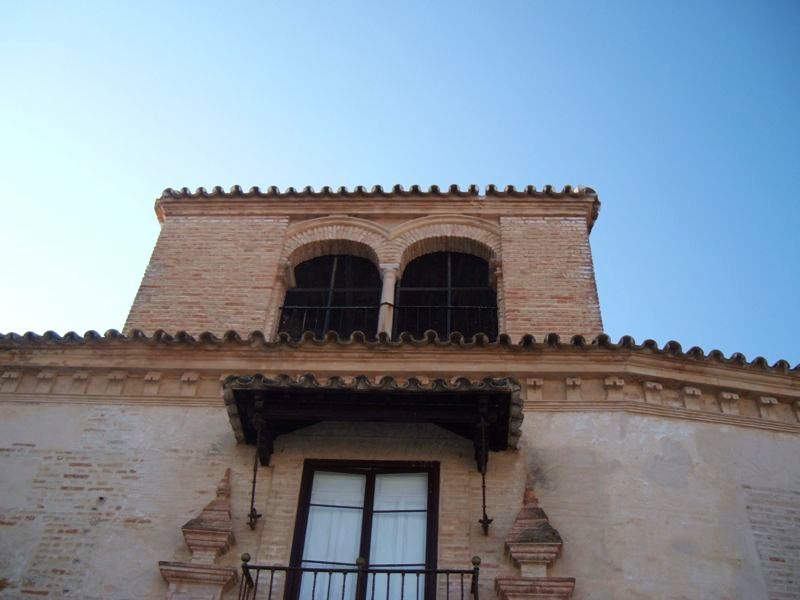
[289,460,439,600]
[394,252,497,340]
[279,255,381,340]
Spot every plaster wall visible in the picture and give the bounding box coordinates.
[523,412,800,599]
[0,402,797,599]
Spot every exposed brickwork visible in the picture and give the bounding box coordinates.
[0,404,259,599]
[125,195,604,339]
[124,216,289,334]
[500,217,602,339]
[745,485,800,599]
[386,217,501,272]
[282,216,386,266]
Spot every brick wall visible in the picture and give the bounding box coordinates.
[0,403,258,599]
[744,485,800,599]
[124,192,604,339]
[124,217,289,334]
[2,399,797,599]
[500,217,602,339]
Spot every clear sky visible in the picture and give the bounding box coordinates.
[1,1,798,365]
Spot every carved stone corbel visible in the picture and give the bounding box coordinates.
[719,391,740,415]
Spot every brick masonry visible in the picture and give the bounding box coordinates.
[499,217,602,340]
[744,485,800,599]
[1,394,798,599]
[123,194,602,339]
[124,217,289,334]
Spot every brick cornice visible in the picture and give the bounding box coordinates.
[155,196,598,224]
[2,332,799,434]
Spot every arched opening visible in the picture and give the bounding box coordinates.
[394,252,498,340]
[279,255,381,339]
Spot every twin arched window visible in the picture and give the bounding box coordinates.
[279,252,498,340]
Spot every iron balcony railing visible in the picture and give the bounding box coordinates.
[238,555,481,600]
[278,306,380,340]
[392,306,498,341]
[279,305,498,341]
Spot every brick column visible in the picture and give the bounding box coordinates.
[377,263,399,337]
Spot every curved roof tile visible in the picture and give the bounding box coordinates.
[158,184,598,201]
[1,329,797,375]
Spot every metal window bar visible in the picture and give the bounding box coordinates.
[238,556,480,600]
[278,306,380,340]
[392,306,498,341]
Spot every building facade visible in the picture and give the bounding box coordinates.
[1,185,798,600]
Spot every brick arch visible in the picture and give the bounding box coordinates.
[282,216,390,268]
[383,216,501,276]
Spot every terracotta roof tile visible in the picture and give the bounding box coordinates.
[159,184,598,200]
[0,329,796,375]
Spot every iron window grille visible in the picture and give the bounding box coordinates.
[279,255,381,340]
[393,252,497,341]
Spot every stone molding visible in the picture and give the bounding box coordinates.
[1,361,799,435]
[2,333,799,434]
[495,577,576,600]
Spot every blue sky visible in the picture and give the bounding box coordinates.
[1,1,798,364]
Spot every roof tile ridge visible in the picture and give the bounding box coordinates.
[0,329,797,374]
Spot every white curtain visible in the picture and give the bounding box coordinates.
[300,471,429,600]
[368,473,428,600]
[301,472,365,600]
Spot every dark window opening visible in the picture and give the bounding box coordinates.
[288,460,439,600]
[394,252,497,340]
[279,255,381,340]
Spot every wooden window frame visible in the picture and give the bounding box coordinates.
[288,459,440,599]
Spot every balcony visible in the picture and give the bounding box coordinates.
[392,306,497,341]
[278,305,498,341]
[278,305,380,340]
[238,557,481,600]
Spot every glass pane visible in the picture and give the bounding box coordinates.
[300,472,366,600]
[373,473,428,510]
[303,505,363,564]
[370,473,428,569]
[310,472,365,507]
[369,512,427,566]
